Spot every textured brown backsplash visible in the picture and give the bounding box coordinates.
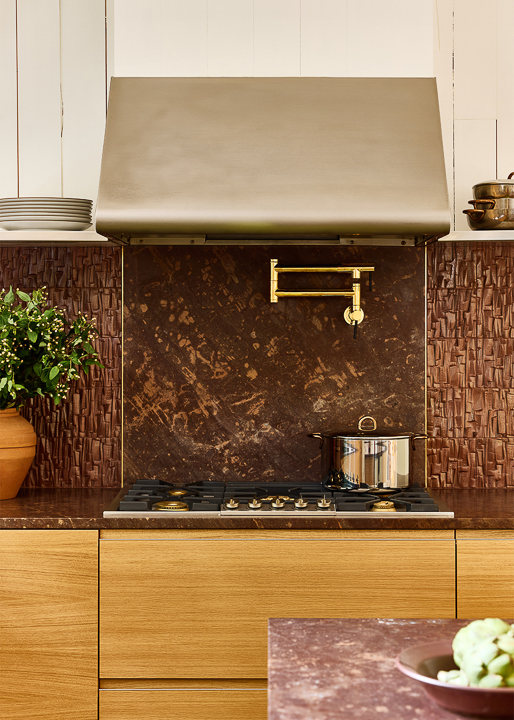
[427,241,514,488]
[0,247,122,488]
[2,240,512,490]
[123,245,425,485]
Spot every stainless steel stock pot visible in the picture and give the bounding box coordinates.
[309,416,427,489]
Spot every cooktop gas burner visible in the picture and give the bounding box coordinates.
[103,480,225,517]
[103,481,453,518]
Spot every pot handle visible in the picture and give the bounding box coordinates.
[358,415,377,431]
[509,172,514,179]
[468,198,495,209]
[410,433,428,451]
[308,432,325,449]
[463,208,485,221]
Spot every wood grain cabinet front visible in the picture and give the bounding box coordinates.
[100,686,267,720]
[99,530,455,679]
[0,529,98,720]
[456,530,514,618]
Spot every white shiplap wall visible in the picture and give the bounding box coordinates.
[0,0,512,230]
[0,0,106,203]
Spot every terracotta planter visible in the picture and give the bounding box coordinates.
[0,408,37,500]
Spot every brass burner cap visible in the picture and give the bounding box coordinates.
[167,489,189,497]
[153,500,189,511]
[371,501,396,512]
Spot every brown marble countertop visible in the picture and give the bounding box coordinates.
[0,487,512,530]
[268,618,514,720]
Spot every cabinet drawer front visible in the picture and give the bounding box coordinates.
[99,689,267,720]
[100,538,455,678]
[457,539,514,618]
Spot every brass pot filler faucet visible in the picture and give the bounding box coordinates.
[270,259,375,338]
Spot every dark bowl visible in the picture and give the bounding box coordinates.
[396,641,514,718]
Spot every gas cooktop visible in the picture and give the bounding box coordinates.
[103,480,454,518]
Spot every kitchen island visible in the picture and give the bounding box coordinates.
[268,618,514,720]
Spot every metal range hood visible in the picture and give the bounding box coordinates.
[95,77,450,246]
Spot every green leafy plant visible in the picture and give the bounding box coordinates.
[0,286,103,410]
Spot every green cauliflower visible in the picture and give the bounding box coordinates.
[437,619,514,688]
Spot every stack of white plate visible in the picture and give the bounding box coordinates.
[0,197,93,231]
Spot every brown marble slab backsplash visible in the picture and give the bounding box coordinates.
[0,247,122,488]
[427,241,514,488]
[2,240,513,489]
[123,245,425,485]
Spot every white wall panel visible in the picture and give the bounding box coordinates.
[17,0,62,196]
[433,0,455,227]
[61,0,106,205]
[300,0,347,77]
[113,0,208,77]
[346,0,433,77]
[207,0,253,76]
[113,0,167,76]
[106,0,115,91]
[496,0,514,179]
[454,0,497,120]
[254,0,300,77]
[0,0,18,197]
[454,119,497,231]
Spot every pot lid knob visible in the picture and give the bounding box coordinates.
[358,415,377,431]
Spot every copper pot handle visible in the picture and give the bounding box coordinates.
[468,199,495,209]
[463,208,485,221]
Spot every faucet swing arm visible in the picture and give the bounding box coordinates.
[269,259,375,330]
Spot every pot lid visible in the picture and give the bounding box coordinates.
[96,77,450,244]
[473,173,514,187]
[309,431,418,440]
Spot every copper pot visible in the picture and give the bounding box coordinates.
[472,172,514,200]
[463,197,514,230]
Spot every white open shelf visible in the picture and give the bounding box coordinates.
[2,229,514,246]
[0,230,114,246]
[438,230,514,242]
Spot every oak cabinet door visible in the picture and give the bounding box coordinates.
[100,689,267,720]
[100,535,455,678]
[0,530,98,720]
[457,531,514,618]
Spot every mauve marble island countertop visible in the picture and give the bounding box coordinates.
[0,487,512,529]
[268,618,514,720]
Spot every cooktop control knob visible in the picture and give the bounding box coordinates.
[317,495,332,509]
[294,496,308,509]
[225,497,239,509]
[248,497,263,509]
[271,497,286,508]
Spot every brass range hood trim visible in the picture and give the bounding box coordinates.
[96,77,450,244]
